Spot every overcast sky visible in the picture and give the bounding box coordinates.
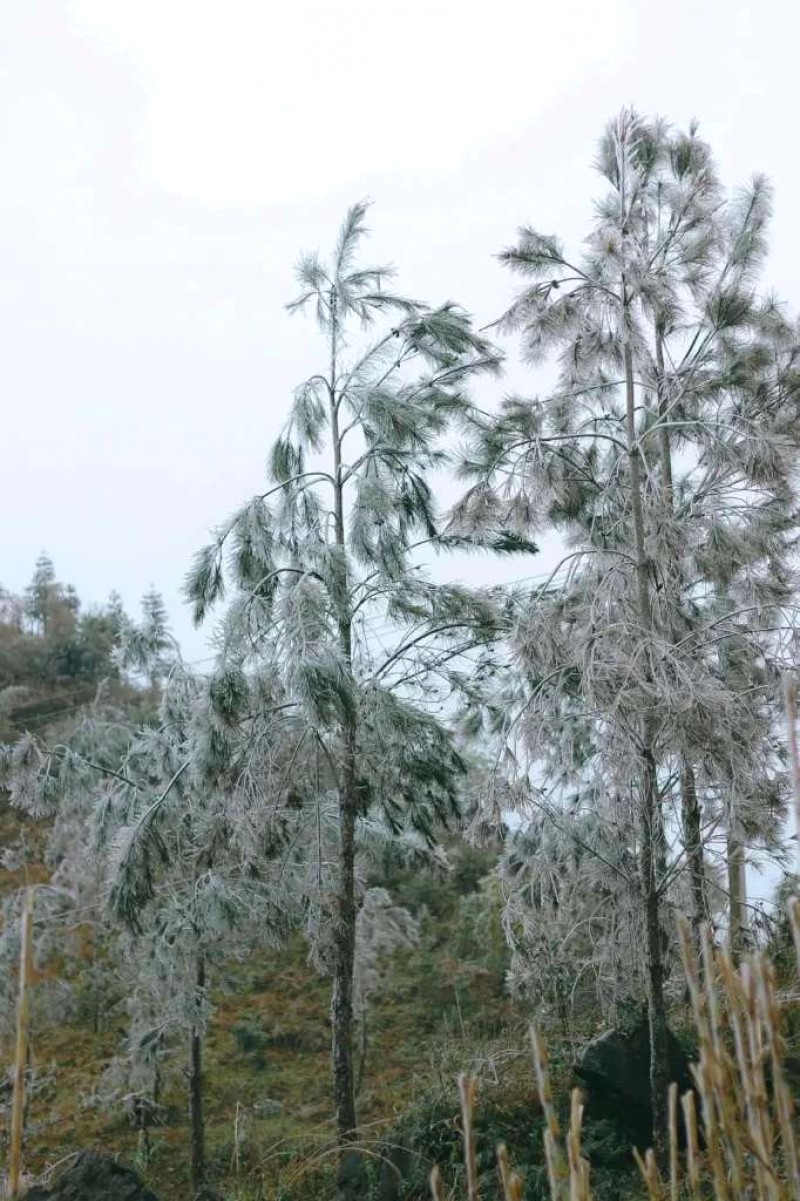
[2,0,798,666]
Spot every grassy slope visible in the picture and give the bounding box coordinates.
[1,809,531,1201]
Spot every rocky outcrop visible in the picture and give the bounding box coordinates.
[24,1152,160,1201]
[574,1016,693,1144]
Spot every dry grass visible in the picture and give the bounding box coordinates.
[437,909,800,1201]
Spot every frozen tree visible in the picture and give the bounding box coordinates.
[456,111,800,1157]
[97,652,324,1196]
[0,596,311,1196]
[1,658,311,1197]
[186,202,502,1198]
[0,683,136,1024]
[115,587,177,689]
[0,684,148,1192]
[501,797,642,1036]
[352,887,418,1094]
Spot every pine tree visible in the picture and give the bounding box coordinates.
[119,587,176,689]
[107,591,127,637]
[24,553,56,635]
[186,202,501,1197]
[98,631,320,1195]
[0,649,307,1195]
[501,795,644,1035]
[457,111,800,1158]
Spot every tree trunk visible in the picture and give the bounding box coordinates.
[727,811,748,963]
[654,320,674,512]
[654,318,709,967]
[681,757,708,956]
[638,747,670,1166]
[328,290,366,1200]
[355,1009,369,1097]
[331,765,364,1199]
[624,329,670,1165]
[189,955,206,1199]
[153,1031,163,1108]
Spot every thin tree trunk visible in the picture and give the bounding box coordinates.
[624,328,670,1165]
[138,1029,165,1166]
[355,1010,368,1097]
[716,597,751,964]
[654,319,709,959]
[189,955,206,1199]
[331,765,363,1199]
[328,288,366,1200]
[153,1031,163,1108]
[637,747,671,1167]
[727,811,748,963]
[681,757,707,956]
[654,321,674,511]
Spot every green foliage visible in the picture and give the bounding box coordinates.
[229,498,275,591]
[375,840,498,924]
[209,666,251,727]
[364,1082,549,1201]
[269,435,305,485]
[0,559,134,741]
[454,874,509,984]
[230,1019,271,1071]
[186,543,226,626]
[24,552,57,633]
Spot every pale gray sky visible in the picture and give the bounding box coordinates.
[2,0,798,666]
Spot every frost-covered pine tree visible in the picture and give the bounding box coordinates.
[186,203,501,1198]
[0,682,145,1035]
[100,664,309,1195]
[500,795,643,1035]
[456,111,800,1158]
[0,604,310,1197]
[116,586,177,689]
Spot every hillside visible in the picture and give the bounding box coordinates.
[0,557,148,745]
[1,788,542,1200]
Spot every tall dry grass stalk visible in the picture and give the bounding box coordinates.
[434,915,800,1201]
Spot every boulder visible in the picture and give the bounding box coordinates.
[574,1016,693,1145]
[376,1143,417,1201]
[24,1152,160,1201]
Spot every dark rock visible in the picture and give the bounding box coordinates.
[25,1152,160,1201]
[376,1143,417,1201]
[574,1016,693,1146]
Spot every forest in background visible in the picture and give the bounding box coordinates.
[2,109,800,1201]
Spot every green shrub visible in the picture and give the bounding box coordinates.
[230,1020,271,1071]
